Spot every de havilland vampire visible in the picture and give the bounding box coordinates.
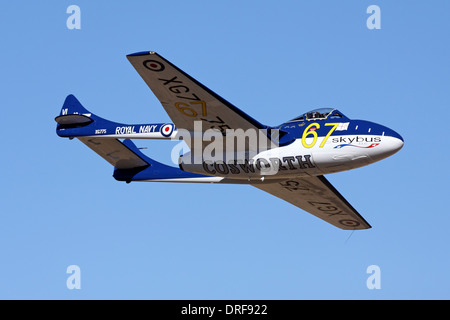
[55,51,403,230]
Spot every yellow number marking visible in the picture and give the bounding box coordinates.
[302,122,339,148]
[302,123,320,148]
[320,123,339,147]
[175,101,207,117]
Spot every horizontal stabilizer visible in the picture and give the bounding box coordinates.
[78,137,149,169]
[55,114,93,128]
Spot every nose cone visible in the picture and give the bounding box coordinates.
[387,135,404,155]
[370,125,404,162]
[383,126,404,153]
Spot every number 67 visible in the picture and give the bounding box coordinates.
[301,122,339,148]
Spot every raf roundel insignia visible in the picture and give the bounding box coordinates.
[339,219,361,227]
[160,123,174,137]
[143,60,165,72]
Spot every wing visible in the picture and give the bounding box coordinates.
[252,176,371,230]
[127,51,271,149]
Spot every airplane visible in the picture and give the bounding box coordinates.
[55,51,404,230]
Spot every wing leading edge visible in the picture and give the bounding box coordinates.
[252,176,371,230]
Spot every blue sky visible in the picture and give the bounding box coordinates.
[0,1,449,299]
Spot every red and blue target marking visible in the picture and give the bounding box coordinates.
[160,123,174,137]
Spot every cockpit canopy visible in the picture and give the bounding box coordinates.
[289,108,347,122]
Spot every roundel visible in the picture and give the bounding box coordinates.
[160,123,174,137]
[143,60,165,72]
[339,219,361,227]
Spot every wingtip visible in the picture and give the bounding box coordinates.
[127,51,156,57]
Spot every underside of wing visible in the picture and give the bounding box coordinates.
[252,176,371,230]
[127,51,265,133]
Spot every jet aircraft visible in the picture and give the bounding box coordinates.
[55,51,403,230]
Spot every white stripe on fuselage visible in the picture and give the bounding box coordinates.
[142,177,225,183]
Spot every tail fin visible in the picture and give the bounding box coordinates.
[58,94,91,116]
[55,94,94,129]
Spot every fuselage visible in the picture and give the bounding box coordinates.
[179,108,404,179]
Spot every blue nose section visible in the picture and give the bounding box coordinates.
[383,126,404,142]
[358,120,403,142]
